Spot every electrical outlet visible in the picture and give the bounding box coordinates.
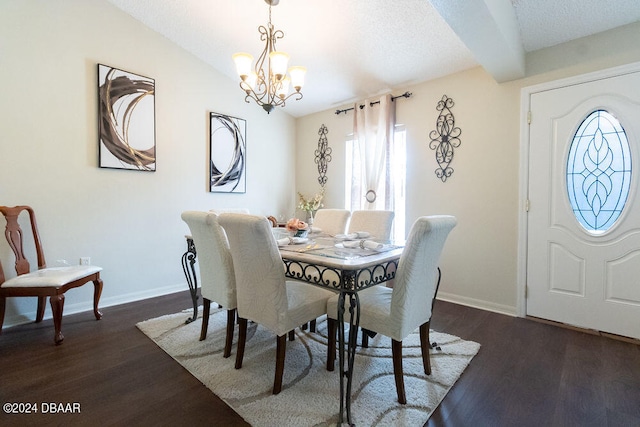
[79,257,91,266]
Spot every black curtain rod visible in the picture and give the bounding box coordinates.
[334,91,412,115]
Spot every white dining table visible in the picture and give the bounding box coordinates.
[279,235,403,426]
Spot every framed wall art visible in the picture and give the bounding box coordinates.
[98,64,156,171]
[209,112,246,193]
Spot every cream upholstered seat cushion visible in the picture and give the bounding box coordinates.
[181,211,236,309]
[312,209,351,236]
[347,210,395,242]
[327,215,456,341]
[218,213,335,337]
[2,266,102,288]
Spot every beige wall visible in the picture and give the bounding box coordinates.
[0,0,297,326]
[295,26,640,315]
[296,69,522,314]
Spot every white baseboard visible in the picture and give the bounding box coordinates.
[436,291,517,317]
[1,283,188,329]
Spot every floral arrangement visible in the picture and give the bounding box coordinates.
[297,188,325,213]
[285,218,309,232]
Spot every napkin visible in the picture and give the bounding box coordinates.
[277,237,308,246]
[342,239,384,250]
[335,231,370,240]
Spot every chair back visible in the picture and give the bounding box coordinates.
[390,215,456,339]
[181,211,237,309]
[218,213,287,330]
[313,209,351,236]
[348,210,395,241]
[209,208,250,214]
[0,205,46,277]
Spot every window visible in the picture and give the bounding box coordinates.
[566,110,632,234]
[345,126,406,239]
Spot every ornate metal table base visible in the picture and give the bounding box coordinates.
[337,286,360,426]
[181,236,199,324]
[282,256,398,425]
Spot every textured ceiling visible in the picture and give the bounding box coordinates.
[105,0,640,117]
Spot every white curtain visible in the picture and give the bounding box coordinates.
[352,94,396,211]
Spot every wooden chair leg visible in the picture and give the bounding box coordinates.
[361,328,369,348]
[199,298,211,341]
[391,339,406,404]
[92,278,103,320]
[288,330,295,341]
[326,318,337,371]
[223,308,236,358]
[36,296,46,322]
[235,318,248,369]
[419,321,432,375]
[0,296,5,333]
[310,319,316,332]
[273,334,287,394]
[50,294,65,345]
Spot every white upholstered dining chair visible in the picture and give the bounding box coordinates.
[181,211,237,358]
[326,215,457,404]
[218,213,335,394]
[312,209,351,236]
[348,209,395,241]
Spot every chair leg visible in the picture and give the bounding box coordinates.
[36,296,46,322]
[310,319,316,332]
[0,296,5,333]
[419,321,432,375]
[92,278,103,320]
[326,318,337,371]
[50,294,65,345]
[361,328,369,348]
[200,298,211,341]
[391,339,406,404]
[273,334,287,394]
[223,308,236,358]
[288,330,295,341]
[235,318,248,369]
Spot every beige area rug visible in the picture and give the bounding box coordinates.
[137,307,480,426]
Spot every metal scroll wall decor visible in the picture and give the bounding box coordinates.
[314,124,331,187]
[429,95,461,182]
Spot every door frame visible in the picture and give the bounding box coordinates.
[517,61,640,317]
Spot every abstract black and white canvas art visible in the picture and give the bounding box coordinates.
[210,112,246,193]
[98,64,156,171]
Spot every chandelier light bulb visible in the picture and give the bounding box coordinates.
[277,76,290,99]
[232,53,254,80]
[288,66,306,91]
[269,51,289,80]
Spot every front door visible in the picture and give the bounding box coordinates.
[526,68,640,340]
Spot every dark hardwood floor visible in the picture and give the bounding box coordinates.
[1,290,639,426]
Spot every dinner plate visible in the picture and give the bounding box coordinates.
[278,237,309,246]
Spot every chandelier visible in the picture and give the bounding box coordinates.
[232,0,306,114]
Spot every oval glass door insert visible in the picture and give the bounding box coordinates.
[566,110,632,234]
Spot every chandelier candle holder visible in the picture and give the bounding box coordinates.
[232,0,306,113]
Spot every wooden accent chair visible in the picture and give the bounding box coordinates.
[218,213,335,394]
[326,215,457,404]
[181,211,237,357]
[0,206,103,344]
